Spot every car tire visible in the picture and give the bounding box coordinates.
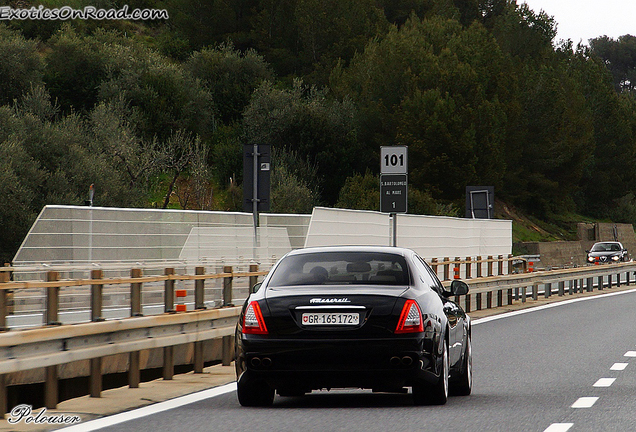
[450,334,472,396]
[237,376,275,407]
[412,340,449,406]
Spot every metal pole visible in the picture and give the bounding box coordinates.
[392,213,397,247]
[253,144,259,256]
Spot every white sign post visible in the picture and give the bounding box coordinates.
[380,146,408,247]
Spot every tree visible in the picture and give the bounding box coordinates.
[590,35,636,93]
[0,25,44,106]
[186,44,273,124]
[243,80,360,204]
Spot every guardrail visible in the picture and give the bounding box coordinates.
[0,265,266,417]
[442,261,636,313]
[0,258,632,418]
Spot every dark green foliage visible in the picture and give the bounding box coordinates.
[243,80,360,204]
[590,35,636,93]
[186,44,273,124]
[0,25,44,106]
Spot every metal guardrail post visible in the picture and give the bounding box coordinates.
[443,258,450,281]
[223,266,233,306]
[195,266,206,310]
[476,292,482,310]
[222,335,233,366]
[129,268,142,388]
[587,277,593,292]
[544,282,551,298]
[522,285,527,303]
[222,266,234,366]
[163,267,175,381]
[464,294,471,313]
[249,264,259,289]
[0,272,8,331]
[46,271,60,325]
[44,269,61,406]
[487,256,494,277]
[90,269,103,398]
[45,360,58,409]
[532,283,539,300]
[476,256,482,278]
[626,271,631,286]
[498,255,504,276]
[616,271,621,287]
[497,289,503,307]
[165,268,175,313]
[487,291,493,308]
[597,275,603,291]
[131,268,143,317]
[0,273,6,417]
[194,341,204,373]
[507,288,513,305]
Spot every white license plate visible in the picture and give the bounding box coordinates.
[301,312,360,326]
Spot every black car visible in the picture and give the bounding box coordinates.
[235,246,472,406]
[586,241,628,264]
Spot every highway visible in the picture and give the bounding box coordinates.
[70,288,636,432]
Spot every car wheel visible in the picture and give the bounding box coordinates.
[450,334,472,396]
[237,376,275,407]
[412,340,449,406]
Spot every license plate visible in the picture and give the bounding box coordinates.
[301,312,359,326]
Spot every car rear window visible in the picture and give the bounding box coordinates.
[267,252,410,287]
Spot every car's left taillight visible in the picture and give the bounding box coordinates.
[242,301,268,335]
[395,299,424,334]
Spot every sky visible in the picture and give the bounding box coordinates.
[520,0,636,45]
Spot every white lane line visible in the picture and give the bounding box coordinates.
[472,287,636,325]
[55,382,237,432]
[543,424,573,432]
[624,351,636,357]
[611,362,629,371]
[593,378,616,387]
[571,397,599,408]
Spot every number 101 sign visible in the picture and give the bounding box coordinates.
[380,146,407,174]
[380,146,407,213]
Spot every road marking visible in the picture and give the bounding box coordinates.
[55,383,237,432]
[624,351,636,357]
[593,378,616,387]
[543,424,573,432]
[611,362,629,370]
[571,397,599,408]
[472,288,636,325]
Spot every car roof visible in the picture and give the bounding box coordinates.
[284,246,413,257]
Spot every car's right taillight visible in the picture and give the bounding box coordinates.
[395,299,424,334]
[242,301,268,335]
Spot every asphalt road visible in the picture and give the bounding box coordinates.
[93,288,636,432]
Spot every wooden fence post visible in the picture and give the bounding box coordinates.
[45,271,60,408]
[195,267,206,310]
[431,258,439,278]
[487,256,494,277]
[465,257,472,279]
[476,256,483,278]
[443,258,450,281]
[498,255,504,276]
[223,266,233,306]
[164,268,175,313]
[249,264,259,290]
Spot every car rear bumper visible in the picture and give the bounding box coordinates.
[236,336,440,391]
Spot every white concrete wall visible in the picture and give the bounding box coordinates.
[304,207,511,260]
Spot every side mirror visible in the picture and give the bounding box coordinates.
[450,280,469,296]
[251,282,262,294]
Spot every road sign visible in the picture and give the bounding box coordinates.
[381,146,408,174]
[243,144,270,212]
[380,174,407,213]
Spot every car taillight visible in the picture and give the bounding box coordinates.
[395,299,424,334]
[242,301,268,335]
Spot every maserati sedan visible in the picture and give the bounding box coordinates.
[235,246,472,406]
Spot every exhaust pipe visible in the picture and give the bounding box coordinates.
[250,357,261,367]
[401,356,413,366]
[261,357,272,368]
[390,357,402,367]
